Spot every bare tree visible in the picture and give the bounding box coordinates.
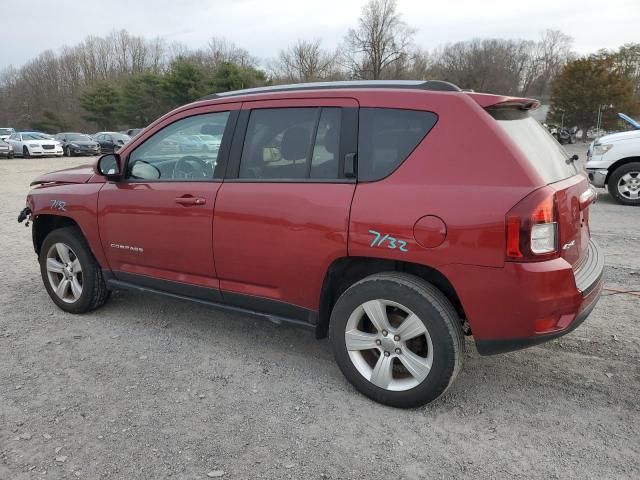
[270,39,339,83]
[342,0,415,79]
[207,36,258,69]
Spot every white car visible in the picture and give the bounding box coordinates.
[0,127,15,141]
[5,132,63,158]
[586,128,640,206]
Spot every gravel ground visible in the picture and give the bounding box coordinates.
[1,148,639,480]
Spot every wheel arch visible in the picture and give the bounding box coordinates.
[32,215,82,255]
[316,256,466,339]
[605,156,640,184]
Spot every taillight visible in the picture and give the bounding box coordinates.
[506,187,559,261]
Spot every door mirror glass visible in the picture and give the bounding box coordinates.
[97,153,121,178]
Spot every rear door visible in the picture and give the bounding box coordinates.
[213,98,358,314]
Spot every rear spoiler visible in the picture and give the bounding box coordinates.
[466,93,540,111]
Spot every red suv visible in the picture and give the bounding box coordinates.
[19,81,604,408]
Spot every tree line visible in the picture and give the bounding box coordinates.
[0,0,637,133]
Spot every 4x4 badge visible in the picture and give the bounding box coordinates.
[562,240,576,250]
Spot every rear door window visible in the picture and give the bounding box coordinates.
[489,108,578,183]
[357,108,437,181]
[239,107,342,180]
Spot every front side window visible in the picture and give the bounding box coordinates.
[358,108,438,181]
[239,107,341,180]
[127,112,230,181]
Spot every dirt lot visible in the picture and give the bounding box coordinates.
[1,148,639,480]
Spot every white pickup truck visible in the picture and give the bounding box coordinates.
[586,115,640,206]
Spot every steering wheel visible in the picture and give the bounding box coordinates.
[173,156,212,180]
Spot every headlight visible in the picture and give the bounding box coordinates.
[593,144,613,155]
[29,143,40,148]
[70,143,78,148]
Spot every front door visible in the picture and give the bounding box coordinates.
[98,104,239,300]
[213,98,358,316]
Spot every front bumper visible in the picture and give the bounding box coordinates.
[586,169,608,188]
[442,239,605,355]
[70,146,101,155]
[28,147,63,156]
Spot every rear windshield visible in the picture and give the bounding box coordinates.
[489,108,578,183]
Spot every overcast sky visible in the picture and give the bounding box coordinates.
[1,0,637,70]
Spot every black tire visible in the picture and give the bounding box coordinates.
[8,151,14,159]
[64,146,72,157]
[23,146,30,158]
[608,162,640,206]
[329,272,464,408]
[39,226,110,313]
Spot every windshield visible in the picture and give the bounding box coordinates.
[0,128,14,135]
[22,133,48,141]
[67,133,92,141]
[489,109,578,183]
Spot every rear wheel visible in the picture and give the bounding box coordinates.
[330,272,464,408]
[39,226,110,313]
[23,146,30,158]
[609,162,640,206]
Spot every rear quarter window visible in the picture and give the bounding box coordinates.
[358,108,437,181]
[489,108,578,184]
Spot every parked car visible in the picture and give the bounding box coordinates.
[19,80,603,408]
[6,132,63,158]
[0,127,16,141]
[0,139,14,158]
[123,128,143,138]
[586,128,640,205]
[93,132,131,153]
[55,133,101,157]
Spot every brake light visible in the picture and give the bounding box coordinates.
[506,187,559,261]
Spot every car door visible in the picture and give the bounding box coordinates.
[213,98,358,318]
[98,103,240,301]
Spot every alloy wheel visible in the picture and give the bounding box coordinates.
[345,299,433,391]
[45,242,83,303]
[617,171,640,200]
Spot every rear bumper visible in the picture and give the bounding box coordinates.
[442,239,605,355]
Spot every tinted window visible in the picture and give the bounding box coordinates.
[239,107,341,180]
[358,108,437,181]
[489,108,577,183]
[128,111,230,181]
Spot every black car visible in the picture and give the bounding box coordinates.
[55,133,101,156]
[93,132,131,153]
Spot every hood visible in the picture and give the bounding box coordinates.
[618,113,640,130]
[598,129,640,144]
[31,164,97,186]
[0,135,9,140]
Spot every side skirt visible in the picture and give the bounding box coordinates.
[103,270,316,330]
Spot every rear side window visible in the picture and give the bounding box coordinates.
[489,108,578,183]
[239,107,341,180]
[358,108,437,181]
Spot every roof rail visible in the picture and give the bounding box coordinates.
[198,80,462,101]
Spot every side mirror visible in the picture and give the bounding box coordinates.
[97,153,122,180]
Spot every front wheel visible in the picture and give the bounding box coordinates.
[330,272,464,408]
[609,162,640,206]
[64,146,71,157]
[23,146,30,158]
[39,226,110,313]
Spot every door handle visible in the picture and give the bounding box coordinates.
[175,196,206,206]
